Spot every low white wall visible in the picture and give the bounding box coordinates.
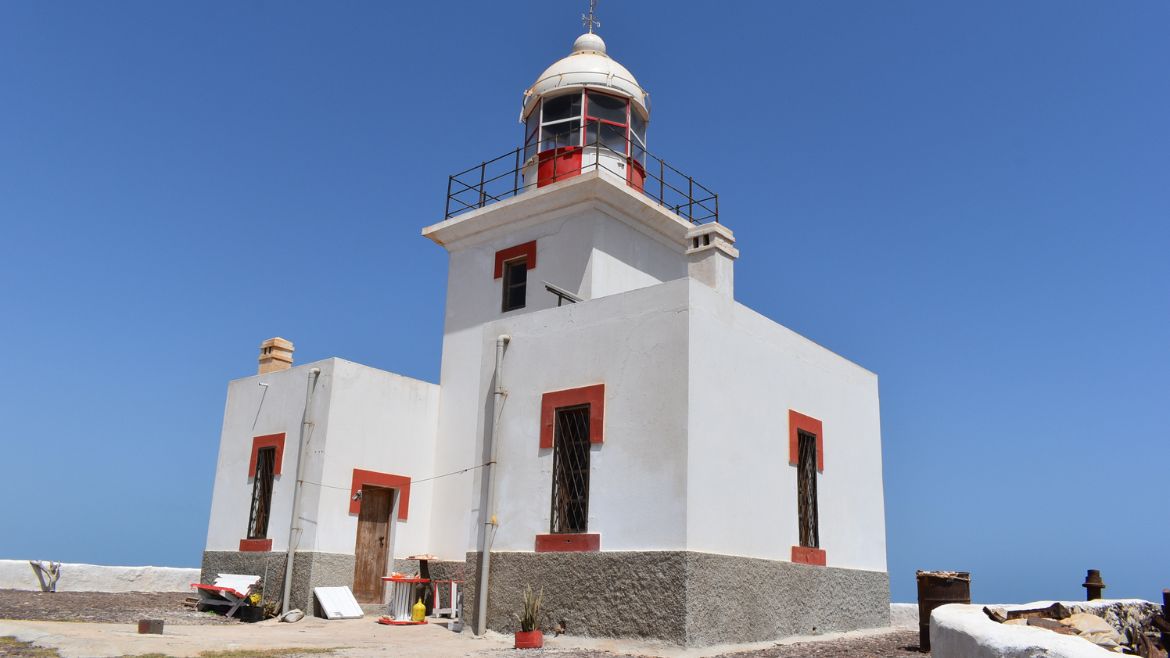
[891,602,918,629]
[931,601,1152,658]
[0,560,199,593]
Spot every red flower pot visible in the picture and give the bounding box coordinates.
[514,630,543,649]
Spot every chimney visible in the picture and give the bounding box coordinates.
[258,337,294,375]
[686,223,738,297]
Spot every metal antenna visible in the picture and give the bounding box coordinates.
[581,0,600,33]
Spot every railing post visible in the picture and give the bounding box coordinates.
[594,121,601,174]
[659,159,665,205]
[478,162,487,208]
[714,193,720,223]
[688,176,694,222]
[445,176,453,219]
[513,147,521,197]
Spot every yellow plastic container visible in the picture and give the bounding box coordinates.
[411,597,426,623]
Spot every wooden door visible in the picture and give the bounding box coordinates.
[353,486,393,603]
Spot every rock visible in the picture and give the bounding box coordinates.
[1004,619,1029,626]
[1029,618,1079,634]
[1062,612,1117,635]
[1081,631,1123,649]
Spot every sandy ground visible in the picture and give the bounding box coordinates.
[0,618,922,658]
[0,591,924,658]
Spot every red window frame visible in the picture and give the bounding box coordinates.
[535,383,605,553]
[788,410,826,566]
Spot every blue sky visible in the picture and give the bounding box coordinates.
[1,1,1166,604]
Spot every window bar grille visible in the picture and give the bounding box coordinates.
[551,405,591,534]
[797,431,819,549]
[247,447,276,539]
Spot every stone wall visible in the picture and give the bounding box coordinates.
[463,550,889,646]
[200,551,353,615]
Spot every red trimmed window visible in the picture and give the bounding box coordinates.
[536,385,604,553]
[349,469,411,521]
[789,410,825,566]
[494,241,537,313]
[248,433,285,477]
[241,434,285,551]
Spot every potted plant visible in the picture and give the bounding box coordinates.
[513,585,544,649]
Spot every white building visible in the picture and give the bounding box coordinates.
[200,28,889,646]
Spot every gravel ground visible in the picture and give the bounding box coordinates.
[0,590,234,626]
[478,630,925,658]
[0,591,924,657]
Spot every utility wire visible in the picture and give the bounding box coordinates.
[300,461,491,493]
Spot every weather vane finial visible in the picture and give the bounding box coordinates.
[581,0,600,33]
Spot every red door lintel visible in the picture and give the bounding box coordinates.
[349,468,411,520]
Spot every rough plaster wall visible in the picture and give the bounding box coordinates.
[0,560,198,593]
[463,551,890,646]
[200,551,354,616]
[464,551,688,643]
[683,552,890,645]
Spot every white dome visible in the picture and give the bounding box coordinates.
[521,33,649,121]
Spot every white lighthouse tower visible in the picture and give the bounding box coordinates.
[423,14,890,646]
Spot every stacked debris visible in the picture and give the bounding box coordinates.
[983,600,1166,656]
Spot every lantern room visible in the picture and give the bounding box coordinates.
[519,32,649,191]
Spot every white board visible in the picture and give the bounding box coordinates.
[313,586,364,620]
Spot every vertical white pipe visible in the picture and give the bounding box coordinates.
[475,335,509,635]
[281,366,320,613]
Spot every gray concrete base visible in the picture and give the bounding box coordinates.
[200,551,355,616]
[463,550,889,646]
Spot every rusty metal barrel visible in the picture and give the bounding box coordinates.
[916,570,971,651]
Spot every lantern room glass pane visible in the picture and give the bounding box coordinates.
[541,121,580,152]
[585,122,627,155]
[525,110,539,142]
[631,109,647,147]
[586,91,628,124]
[542,93,582,123]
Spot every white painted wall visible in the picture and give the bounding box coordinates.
[686,280,887,571]
[312,359,439,559]
[205,360,334,553]
[425,173,692,560]
[481,279,692,551]
[0,560,198,592]
[204,358,440,564]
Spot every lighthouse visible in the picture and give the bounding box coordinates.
[200,11,888,647]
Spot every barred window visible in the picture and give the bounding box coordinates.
[797,430,819,549]
[550,405,590,534]
[247,446,276,539]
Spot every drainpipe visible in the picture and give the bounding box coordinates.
[475,334,510,635]
[281,366,321,613]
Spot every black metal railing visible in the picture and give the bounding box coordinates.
[444,121,718,224]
